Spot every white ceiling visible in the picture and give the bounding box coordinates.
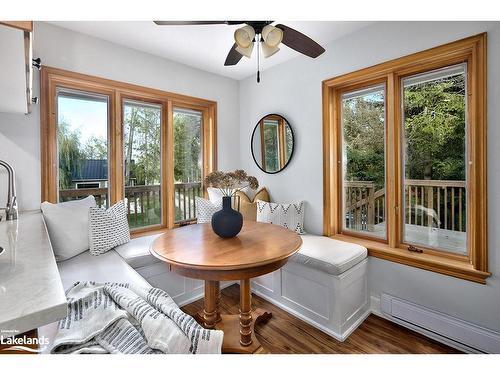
[48,21,373,80]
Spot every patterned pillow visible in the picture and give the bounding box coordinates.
[196,197,222,224]
[89,200,130,256]
[256,200,305,234]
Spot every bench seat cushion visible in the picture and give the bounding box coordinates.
[57,250,151,290]
[292,234,367,276]
[114,234,161,269]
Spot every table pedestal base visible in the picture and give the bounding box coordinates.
[196,308,272,354]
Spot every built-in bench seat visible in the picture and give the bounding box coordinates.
[251,233,369,341]
[57,249,152,289]
[40,227,368,349]
[114,234,161,269]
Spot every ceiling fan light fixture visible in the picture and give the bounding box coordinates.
[236,42,254,58]
[234,25,255,48]
[261,25,283,47]
[261,43,280,58]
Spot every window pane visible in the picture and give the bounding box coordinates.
[123,101,162,229]
[341,85,386,238]
[174,108,202,223]
[402,64,467,254]
[57,90,109,207]
[263,119,280,172]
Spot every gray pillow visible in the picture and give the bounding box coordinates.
[89,200,130,256]
[41,196,97,261]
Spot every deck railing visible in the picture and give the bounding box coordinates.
[59,182,202,226]
[344,180,466,232]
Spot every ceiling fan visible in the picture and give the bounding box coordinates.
[154,21,326,83]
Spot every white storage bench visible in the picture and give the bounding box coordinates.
[251,234,369,341]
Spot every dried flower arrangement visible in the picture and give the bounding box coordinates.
[204,169,259,197]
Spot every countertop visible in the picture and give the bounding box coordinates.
[0,210,67,338]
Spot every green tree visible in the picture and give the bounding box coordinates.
[124,105,161,186]
[83,135,107,159]
[174,112,201,183]
[342,74,465,191]
[57,120,83,190]
[404,74,465,181]
[342,92,385,189]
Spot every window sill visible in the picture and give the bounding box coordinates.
[130,221,197,239]
[130,226,168,239]
[330,234,491,284]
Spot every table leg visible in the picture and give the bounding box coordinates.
[195,279,273,353]
[215,281,222,323]
[203,280,218,329]
[239,279,252,346]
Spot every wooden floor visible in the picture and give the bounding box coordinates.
[182,284,460,354]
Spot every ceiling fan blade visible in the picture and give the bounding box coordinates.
[154,21,229,26]
[275,24,325,58]
[224,43,243,66]
[154,21,245,26]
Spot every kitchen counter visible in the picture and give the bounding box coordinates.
[0,211,67,338]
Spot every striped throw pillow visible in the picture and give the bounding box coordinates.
[256,200,305,234]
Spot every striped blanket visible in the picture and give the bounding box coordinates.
[50,282,223,354]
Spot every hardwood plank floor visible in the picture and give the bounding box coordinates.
[182,284,461,354]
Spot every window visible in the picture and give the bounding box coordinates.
[56,90,110,207]
[41,67,217,235]
[323,34,488,283]
[341,85,386,239]
[402,65,467,254]
[173,107,203,223]
[123,100,162,229]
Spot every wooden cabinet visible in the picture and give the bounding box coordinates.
[0,21,34,114]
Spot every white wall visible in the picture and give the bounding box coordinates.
[0,21,240,210]
[239,21,500,332]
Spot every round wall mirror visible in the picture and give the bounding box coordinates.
[251,114,294,174]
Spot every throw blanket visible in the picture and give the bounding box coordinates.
[50,282,223,354]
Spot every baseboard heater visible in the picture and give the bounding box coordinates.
[381,294,500,354]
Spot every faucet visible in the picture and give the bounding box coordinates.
[0,160,18,221]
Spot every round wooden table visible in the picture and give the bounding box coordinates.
[150,221,302,353]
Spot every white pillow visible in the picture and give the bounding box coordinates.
[195,196,222,223]
[89,200,130,256]
[41,195,96,261]
[207,187,233,203]
[256,200,305,234]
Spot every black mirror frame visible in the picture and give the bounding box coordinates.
[250,113,295,175]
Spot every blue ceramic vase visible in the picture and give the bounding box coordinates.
[211,196,243,238]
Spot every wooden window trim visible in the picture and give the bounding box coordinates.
[40,66,217,235]
[322,33,489,284]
